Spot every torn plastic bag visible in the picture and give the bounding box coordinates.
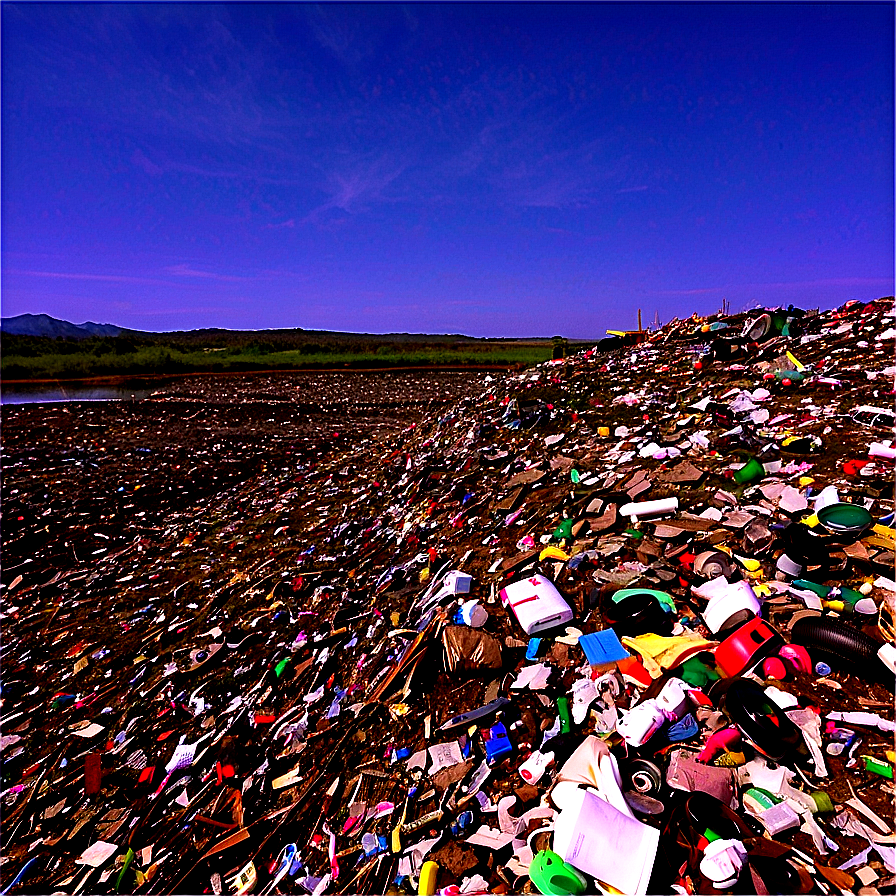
[442,625,503,674]
[666,750,736,807]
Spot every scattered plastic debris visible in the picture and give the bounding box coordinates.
[1,301,894,895]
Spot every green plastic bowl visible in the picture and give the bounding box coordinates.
[816,502,873,535]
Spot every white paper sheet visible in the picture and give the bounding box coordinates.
[553,789,659,896]
[427,740,463,773]
[76,840,118,867]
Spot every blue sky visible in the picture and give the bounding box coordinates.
[2,3,893,337]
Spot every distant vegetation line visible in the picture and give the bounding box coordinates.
[1,333,560,380]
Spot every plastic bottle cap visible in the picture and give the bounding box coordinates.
[810,791,834,814]
[814,661,832,676]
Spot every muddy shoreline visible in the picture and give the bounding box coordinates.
[1,365,520,388]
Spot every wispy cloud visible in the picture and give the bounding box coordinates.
[302,156,407,223]
[7,268,173,287]
[433,71,625,211]
[303,4,373,71]
[651,276,893,297]
[651,286,725,296]
[507,144,622,210]
[514,166,609,209]
[8,265,281,288]
[165,264,256,282]
[129,147,301,186]
[744,277,893,290]
[131,149,164,177]
[121,305,233,317]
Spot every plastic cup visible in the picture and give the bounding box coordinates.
[733,457,763,484]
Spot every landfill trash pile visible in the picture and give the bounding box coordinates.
[1,300,894,896]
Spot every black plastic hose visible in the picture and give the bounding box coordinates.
[791,616,887,679]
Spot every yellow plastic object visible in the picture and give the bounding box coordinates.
[798,476,815,487]
[785,351,806,371]
[621,631,717,678]
[418,861,439,895]
[388,702,411,719]
[597,426,610,437]
[871,524,896,546]
[227,860,257,896]
[802,513,820,528]
[595,882,625,896]
[392,792,409,853]
[540,546,570,562]
[733,554,761,572]
[880,595,896,641]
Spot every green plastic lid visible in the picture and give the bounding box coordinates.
[529,850,587,896]
[613,588,676,612]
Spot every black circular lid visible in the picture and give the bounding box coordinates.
[723,678,802,761]
[778,522,830,567]
[603,590,675,637]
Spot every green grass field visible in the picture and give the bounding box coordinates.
[1,337,557,381]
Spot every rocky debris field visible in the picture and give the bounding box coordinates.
[0,302,894,896]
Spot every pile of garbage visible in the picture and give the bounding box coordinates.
[1,299,894,896]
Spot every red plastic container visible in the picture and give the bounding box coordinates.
[714,616,784,678]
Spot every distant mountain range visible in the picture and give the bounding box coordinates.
[1,312,600,381]
[0,313,507,343]
[1,313,123,339]
[0,312,577,344]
